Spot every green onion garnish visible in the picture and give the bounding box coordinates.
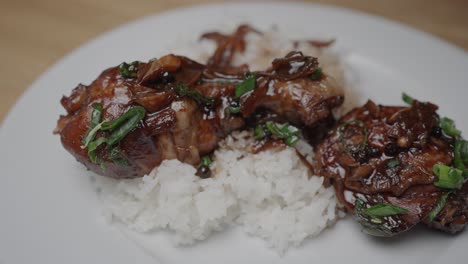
[82,103,103,146]
[362,203,410,218]
[174,83,214,106]
[454,139,468,177]
[201,156,212,167]
[119,61,139,78]
[108,146,129,167]
[285,135,300,146]
[235,74,256,98]
[427,192,451,222]
[87,137,107,163]
[310,67,323,80]
[102,106,145,145]
[440,117,461,138]
[227,106,241,114]
[265,121,288,138]
[82,106,146,168]
[253,122,300,146]
[254,125,266,140]
[402,93,414,105]
[387,159,400,168]
[433,164,465,189]
[265,121,301,146]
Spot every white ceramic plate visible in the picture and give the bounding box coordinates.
[1,3,467,264]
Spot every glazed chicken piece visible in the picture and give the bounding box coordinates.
[314,100,467,235]
[55,26,344,179]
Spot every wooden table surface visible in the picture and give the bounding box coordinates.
[1,0,467,123]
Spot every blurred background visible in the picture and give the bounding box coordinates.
[1,0,467,122]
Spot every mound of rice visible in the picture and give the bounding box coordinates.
[96,27,350,255]
[97,132,337,255]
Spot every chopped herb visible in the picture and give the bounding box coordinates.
[82,103,103,146]
[174,83,214,106]
[197,156,212,179]
[265,121,288,138]
[402,93,414,105]
[254,124,267,140]
[428,192,451,222]
[227,105,241,114]
[99,157,107,172]
[108,146,129,167]
[433,164,465,189]
[285,135,300,146]
[87,137,107,163]
[354,198,365,213]
[253,122,300,146]
[309,67,323,80]
[100,106,144,130]
[234,74,256,98]
[201,156,212,167]
[387,159,400,168]
[454,139,468,177]
[103,107,145,145]
[362,203,409,218]
[119,61,139,78]
[354,199,395,237]
[440,117,461,138]
[264,121,301,146]
[82,106,146,168]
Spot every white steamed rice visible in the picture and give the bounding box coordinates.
[95,27,350,255]
[97,132,337,255]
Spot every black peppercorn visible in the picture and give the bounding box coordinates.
[384,142,398,156]
[432,126,442,138]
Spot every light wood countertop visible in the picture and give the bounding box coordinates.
[1,0,467,123]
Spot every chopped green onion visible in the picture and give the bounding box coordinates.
[90,103,103,127]
[454,139,468,177]
[285,135,300,146]
[82,103,104,146]
[103,107,145,145]
[119,61,139,78]
[84,106,146,167]
[254,125,266,140]
[235,74,256,98]
[428,192,451,222]
[309,67,323,80]
[387,159,400,168]
[263,121,301,146]
[402,93,414,105]
[433,164,465,189]
[253,122,300,146]
[354,198,365,213]
[354,199,398,237]
[265,121,288,138]
[99,158,107,172]
[108,146,129,167]
[201,156,212,167]
[174,83,214,106]
[362,203,409,218]
[101,106,145,131]
[227,106,241,114]
[440,117,461,138]
[87,137,107,163]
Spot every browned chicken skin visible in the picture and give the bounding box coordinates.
[314,100,467,235]
[55,26,344,179]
